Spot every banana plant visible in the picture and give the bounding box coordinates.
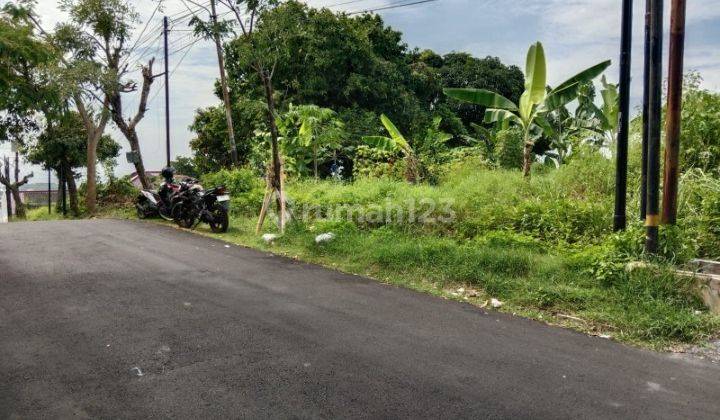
[444,41,611,177]
[584,76,619,150]
[281,104,343,178]
[362,114,422,183]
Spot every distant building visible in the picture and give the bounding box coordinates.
[19,183,58,208]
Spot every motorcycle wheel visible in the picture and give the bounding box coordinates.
[136,205,147,219]
[208,205,229,233]
[158,205,174,221]
[172,202,196,229]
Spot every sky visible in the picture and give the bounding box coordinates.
[3,0,720,180]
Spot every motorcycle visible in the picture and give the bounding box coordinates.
[135,181,179,220]
[171,180,230,233]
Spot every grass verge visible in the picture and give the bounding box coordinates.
[188,215,719,351]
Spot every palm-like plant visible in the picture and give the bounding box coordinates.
[282,104,343,178]
[444,42,611,177]
[362,114,422,183]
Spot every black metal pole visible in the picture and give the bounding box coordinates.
[47,168,51,214]
[163,16,171,168]
[645,0,664,254]
[640,0,651,221]
[614,0,633,231]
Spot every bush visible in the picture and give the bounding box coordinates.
[96,177,137,206]
[201,168,265,215]
[494,127,524,170]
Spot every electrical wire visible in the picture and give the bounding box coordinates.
[348,0,439,15]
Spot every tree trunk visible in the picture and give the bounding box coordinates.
[125,128,150,189]
[9,187,25,219]
[86,136,98,214]
[65,162,79,216]
[263,74,282,194]
[259,70,287,232]
[108,59,155,191]
[210,0,239,166]
[313,144,318,179]
[522,129,533,178]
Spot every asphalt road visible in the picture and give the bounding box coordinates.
[1,219,719,419]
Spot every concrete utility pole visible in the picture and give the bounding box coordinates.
[661,0,687,225]
[210,0,240,166]
[645,0,664,254]
[164,16,171,167]
[614,0,633,231]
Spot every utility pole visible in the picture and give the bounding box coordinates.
[209,0,239,166]
[661,0,687,225]
[614,0,633,231]
[164,16,171,168]
[640,0,652,221]
[645,0,664,254]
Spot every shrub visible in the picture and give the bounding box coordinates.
[494,127,524,170]
[201,168,265,215]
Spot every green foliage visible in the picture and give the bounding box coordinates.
[189,101,266,173]
[0,2,59,140]
[171,156,199,179]
[678,74,720,173]
[210,1,523,175]
[25,112,120,170]
[494,127,524,169]
[279,104,345,178]
[201,168,265,215]
[352,145,404,180]
[445,41,611,175]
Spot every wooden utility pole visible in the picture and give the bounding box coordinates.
[614,0,633,231]
[661,0,687,225]
[209,0,240,166]
[164,16,171,167]
[640,0,652,221]
[645,0,664,254]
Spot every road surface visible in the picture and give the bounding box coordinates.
[1,220,719,419]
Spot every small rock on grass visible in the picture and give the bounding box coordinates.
[262,233,279,244]
[315,232,335,244]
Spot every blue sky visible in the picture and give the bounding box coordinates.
[5,0,720,178]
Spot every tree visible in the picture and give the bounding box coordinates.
[280,104,344,178]
[186,0,240,166]
[0,2,58,151]
[25,111,120,215]
[410,51,525,130]
[188,99,266,173]
[0,157,33,219]
[57,0,157,191]
[218,0,293,233]
[445,42,611,177]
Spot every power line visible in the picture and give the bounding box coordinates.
[348,0,439,15]
[127,0,165,56]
